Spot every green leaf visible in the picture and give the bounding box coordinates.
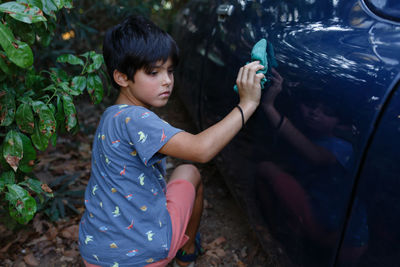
[0,2,47,24]
[87,73,103,104]
[6,15,35,45]
[50,132,57,146]
[31,100,44,113]
[0,171,15,192]
[18,133,36,173]
[57,54,84,66]
[27,0,43,10]
[50,67,69,82]
[47,200,60,221]
[19,178,43,195]
[6,184,37,224]
[0,53,11,74]
[0,88,16,126]
[70,76,86,94]
[55,96,65,132]
[31,118,49,151]
[3,130,23,172]
[19,177,51,203]
[58,81,75,95]
[30,101,55,150]
[87,54,104,73]
[18,95,33,104]
[37,102,56,139]
[40,0,57,16]
[56,197,65,218]
[80,51,95,59]
[0,23,33,68]
[51,0,64,10]
[16,103,34,134]
[0,144,12,171]
[63,0,73,9]
[62,94,77,131]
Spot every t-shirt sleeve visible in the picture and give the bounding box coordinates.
[319,137,354,170]
[124,107,183,166]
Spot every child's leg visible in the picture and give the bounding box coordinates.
[147,164,203,267]
[168,164,203,266]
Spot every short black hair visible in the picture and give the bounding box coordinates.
[103,15,179,89]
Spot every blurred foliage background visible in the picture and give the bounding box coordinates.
[54,0,188,52]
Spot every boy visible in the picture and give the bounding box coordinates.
[78,15,264,267]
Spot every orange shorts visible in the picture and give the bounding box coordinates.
[83,179,196,267]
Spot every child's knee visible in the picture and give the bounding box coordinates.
[173,164,201,187]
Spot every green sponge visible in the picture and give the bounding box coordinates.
[233,38,277,92]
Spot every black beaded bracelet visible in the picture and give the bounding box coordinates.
[236,105,245,128]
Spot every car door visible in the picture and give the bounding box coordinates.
[335,1,400,266]
[336,79,400,267]
[193,0,400,266]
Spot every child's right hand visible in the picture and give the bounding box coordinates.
[236,61,265,108]
[262,68,283,109]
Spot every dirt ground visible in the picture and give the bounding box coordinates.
[0,91,269,266]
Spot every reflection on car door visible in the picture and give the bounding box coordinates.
[194,0,400,266]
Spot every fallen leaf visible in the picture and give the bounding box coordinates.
[26,236,48,247]
[214,248,226,258]
[63,249,79,258]
[42,246,55,256]
[15,261,27,267]
[46,225,58,240]
[61,225,79,241]
[205,247,226,260]
[60,255,74,262]
[237,260,247,267]
[23,253,39,266]
[32,214,47,234]
[206,250,220,260]
[14,229,33,244]
[240,246,248,258]
[0,241,13,253]
[205,236,226,250]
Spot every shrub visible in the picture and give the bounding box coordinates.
[0,0,105,225]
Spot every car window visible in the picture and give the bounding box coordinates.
[363,0,400,21]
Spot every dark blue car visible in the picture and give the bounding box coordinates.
[172,0,400,266]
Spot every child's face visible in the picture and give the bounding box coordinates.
[125,57,174,108]
[300,102,339,136]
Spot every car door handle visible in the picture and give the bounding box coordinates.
[217,4,234,22]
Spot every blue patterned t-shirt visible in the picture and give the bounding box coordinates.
[79,104,182,266]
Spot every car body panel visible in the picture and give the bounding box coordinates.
[363,0,400,21]
[337,80,400,266]
[173,0,400,266]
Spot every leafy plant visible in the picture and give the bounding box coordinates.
[0,0,105,225]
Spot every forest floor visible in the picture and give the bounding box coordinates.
[0,91,270,267]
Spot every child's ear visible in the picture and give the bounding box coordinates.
[113,70,129,87]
